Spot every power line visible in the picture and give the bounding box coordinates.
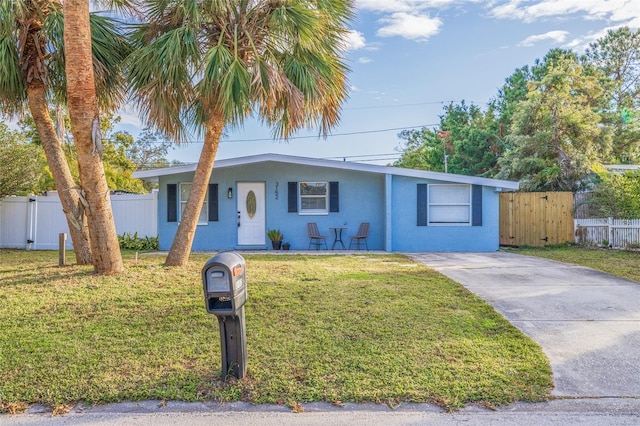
[180,123,440,144]
[344,101,456,110]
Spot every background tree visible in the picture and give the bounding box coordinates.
[394,101,503,176]
[496,55,610,191]
[585,169,640,219]
[0,122,45,198]
[584,27,640,163]
[124,129,173,171]
[439,102,503,177]
[129,0,353,266]
[393,127,446,171]
[494,49,581,134]
[98,116,147,193]
[19,111,159,193]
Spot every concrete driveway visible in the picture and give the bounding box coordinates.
[407,252,640,398]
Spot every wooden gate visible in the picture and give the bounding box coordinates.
[499,192,574,247]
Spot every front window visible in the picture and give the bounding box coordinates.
[299,182,328,215]
[180,183,208,224]
[429,184,471,225]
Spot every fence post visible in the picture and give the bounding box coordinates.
[608,217,613,247]
[59,233,66,266]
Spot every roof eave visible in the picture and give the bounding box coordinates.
[133,153,519,189]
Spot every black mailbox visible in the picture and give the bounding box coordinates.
[202,251,246,316]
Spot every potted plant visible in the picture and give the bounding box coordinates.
[267,229,283,250]
[282,241,291,250]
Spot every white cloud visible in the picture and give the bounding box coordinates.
[356,0,466,13]
[377,12,443,41]
[353,0,639,45]
[343,30,367,51]
[518,30,569,47]
[358,57,373,64]
[354,0,481,41]
[489,0,640,24]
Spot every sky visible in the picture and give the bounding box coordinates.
[113,0,640,166]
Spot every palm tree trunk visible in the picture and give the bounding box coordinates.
[26,83,92,265]
[63,0,123,274]
[165,111,225,267]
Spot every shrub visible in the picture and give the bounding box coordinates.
[117,232,159,251]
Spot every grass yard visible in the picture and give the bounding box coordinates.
[0,250,552,412]
[508,245,640,283]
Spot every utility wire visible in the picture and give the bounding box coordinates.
[344,101,457,110]
[169,123,440,144]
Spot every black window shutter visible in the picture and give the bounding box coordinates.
[472,185,482,226]
[167,184,177,222]
[208,184,219,222]
[288,182,298,213]
[329,181,339,212]
[417,184,428,226]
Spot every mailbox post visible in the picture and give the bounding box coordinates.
[202,252,247,380]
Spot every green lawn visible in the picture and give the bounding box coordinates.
[507,245,640,282]
[0,250,552,412]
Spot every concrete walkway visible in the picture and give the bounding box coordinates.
[407,252,640,397]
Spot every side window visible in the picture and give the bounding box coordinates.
[428,184,471,225]
[179,182,208,224]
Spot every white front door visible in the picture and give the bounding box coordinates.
[237,182,266,246]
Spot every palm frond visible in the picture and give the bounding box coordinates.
[128,25,199,143]
[0,38,27,115]
[91,0,144,19]
[42,9,131,112]
[88,14,133,111]
[130,0,353,142]
[0,0,27,36]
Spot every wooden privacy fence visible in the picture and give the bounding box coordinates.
[575,218,640,249]
[500,192,574,247]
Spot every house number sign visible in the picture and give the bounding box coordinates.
[246,191,257,218]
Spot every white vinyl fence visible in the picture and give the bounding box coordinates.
[0,192,157,250]
[575,218,640,249]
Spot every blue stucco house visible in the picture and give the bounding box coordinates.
[134,153,519,252]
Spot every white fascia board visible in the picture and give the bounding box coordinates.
[133,153,520,189]
[134,163,197,179]
[385,166,520,189]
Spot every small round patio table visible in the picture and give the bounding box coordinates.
[330,227,347,250]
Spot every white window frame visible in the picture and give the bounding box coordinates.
[428,184,471,226]
[299,181,329,215]
[179,182,208,225]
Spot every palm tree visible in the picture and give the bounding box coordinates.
[128,0,353,266]
[62,0,135,274]
[0,1,130,266]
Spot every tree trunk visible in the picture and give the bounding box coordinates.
[165,111,225,267]
[63,0,123,274]
[26,84,92,265]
